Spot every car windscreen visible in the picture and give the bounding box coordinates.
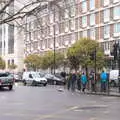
[0,73,10,77]
[32,73,41,78]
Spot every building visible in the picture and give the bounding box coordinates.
[24,0,120,58]
[0,0,24,72]
[1,0,120,71]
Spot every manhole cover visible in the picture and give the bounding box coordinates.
[75,106,106,110]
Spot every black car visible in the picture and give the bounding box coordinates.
[43,73,65,85]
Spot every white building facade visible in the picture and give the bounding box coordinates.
[0,0,24,72]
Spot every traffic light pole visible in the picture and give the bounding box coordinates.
[94,47,97,92]
[118,47,120,93]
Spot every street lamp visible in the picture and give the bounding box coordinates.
[53,6,56,75]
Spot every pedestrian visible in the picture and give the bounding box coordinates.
[71,72,77,92]
[89,71,96,92]
[81,72,87,92]
[76,71,81,91]
[100,70,108,92]
[67,72,72,90]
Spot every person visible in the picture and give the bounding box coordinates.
[67,72,72,90]
[100,70,108,92]
[81,72,87,92]
[71,72,77,92]
[76,72,81,91]
[89,71,95,92]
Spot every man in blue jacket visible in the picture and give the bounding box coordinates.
[81,72,87,92]
[100,70,108,92]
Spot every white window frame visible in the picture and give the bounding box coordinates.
[64,9,69,19]
[104,9,110,22]
[104,25,110,38]
[71,33,75,44]
[50,26,54,36]
[65,21,69,32]
[90,14,95,26]
[90,0,95,10]
[90,28,95,40]
[82,16,87,27]
[70,19,75,30]
[82,30,87,38]
[50,13,54,23]
[114,23,120,37]
[104,0,110,6]
[82,1,87,13]
[113,6,120,20]
[55,23,59,34]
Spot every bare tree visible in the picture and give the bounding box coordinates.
[0,0,73,26]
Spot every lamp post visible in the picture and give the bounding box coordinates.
[118,43,120,93]
[94,47,97,92]
[53,6,56,75]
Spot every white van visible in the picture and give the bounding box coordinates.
[109,70,119,87]
[22,71,47,86]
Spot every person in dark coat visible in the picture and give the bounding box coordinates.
[89,71,96,92]
[71,72,77,92]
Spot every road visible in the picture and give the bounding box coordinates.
[0,84,120,120]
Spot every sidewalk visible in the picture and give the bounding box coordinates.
[80,89,120,97]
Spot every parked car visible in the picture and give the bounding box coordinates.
[0,72,14,90]
[13,73,22,82]
[22,72,47,86]
[44,73,65,85]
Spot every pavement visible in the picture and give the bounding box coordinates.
[15,82,120,97]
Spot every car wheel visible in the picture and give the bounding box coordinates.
[32,81,37,86]
[43,83,47,86]
[9,85,13,90]
[23,80,27,86]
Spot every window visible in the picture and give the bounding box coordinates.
[90,0,95,10]
[64,9,69,19]
[114,23,120,36]
[8,60,10,66]
[70,19,75,30]
[82,1,87,13]
[8,25,14,54]
[82,16,87,27]
[70,6,75,17]
[90,28,95,40]
[82,30,87,38]
[104,9,110,22]
[113,6,120,20]
[90,14,95,26]
[71,33,75,44]
[50,26,54,35]
[104,0,110,6]
[64,21,69,32]
[50,13,54,23]
[104,25,110,38]
[55,11,59,21]
[55,23,59,34]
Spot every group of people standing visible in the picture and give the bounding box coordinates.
[67,70,108,93]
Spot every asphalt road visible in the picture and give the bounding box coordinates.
[0,84,120,120]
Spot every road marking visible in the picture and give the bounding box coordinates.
[33,106,79,120]
[89,118,98,120]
